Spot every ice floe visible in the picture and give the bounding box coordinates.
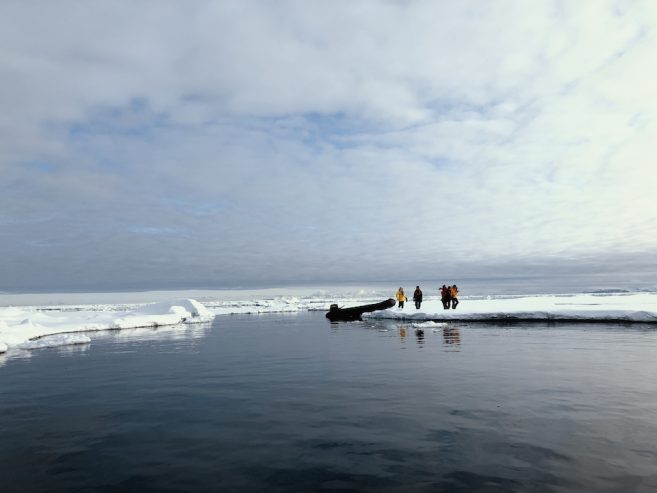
[0,298,214,353]
[364,293,657,323]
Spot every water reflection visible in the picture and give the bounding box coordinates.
[415,327,425,347]
[56,342,91,357]
[443,327,461,349]
[104,322,213,343]
[398,325,407,342]
[0,348,32,366]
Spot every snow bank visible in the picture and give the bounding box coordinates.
[113,298,213,328]
[364,293,657,323]
[0,299,214,353]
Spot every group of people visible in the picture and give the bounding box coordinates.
[440,284,459,309]
[394,284,459,310]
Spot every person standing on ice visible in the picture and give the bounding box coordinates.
[441,285,450,310]
[450,285,459,309]
[395,287,407,309]
[413,286,423,309]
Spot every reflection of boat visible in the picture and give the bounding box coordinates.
[326,298,396,322]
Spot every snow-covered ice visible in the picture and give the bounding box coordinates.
[364,293,657,323]
[197,291,657,323]
[2,289,657,356]
[0,298,214,353]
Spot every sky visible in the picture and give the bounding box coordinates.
[1,0,657,292]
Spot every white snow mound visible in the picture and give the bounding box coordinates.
[113,298,214,328]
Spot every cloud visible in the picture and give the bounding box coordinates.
[1,0,656,290]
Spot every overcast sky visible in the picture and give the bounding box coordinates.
[2,0,657,291]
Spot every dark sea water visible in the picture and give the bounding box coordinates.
[2,312,657,493]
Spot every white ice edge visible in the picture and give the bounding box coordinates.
[18,334,92,350]
[412,321,449,328]
[0,298,214,353]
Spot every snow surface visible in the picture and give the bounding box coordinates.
[0,298,214,353]
[364,293,657,323]
[197,292,657,323]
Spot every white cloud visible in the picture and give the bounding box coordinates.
[1,0,656,289]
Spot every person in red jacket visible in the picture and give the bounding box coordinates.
[450,285,459,309]
[440,285,450,310]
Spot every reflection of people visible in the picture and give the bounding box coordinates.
[441,285,450,310]
[399,325,407,340]
[443,327,461,345]
[395,287,407,308]
[413,286,423,309]
[450,285,459,309]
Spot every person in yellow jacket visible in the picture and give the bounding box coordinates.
[395,287,408,309]
[450,285,459,309]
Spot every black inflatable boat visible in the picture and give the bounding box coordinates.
[325,298,396,322]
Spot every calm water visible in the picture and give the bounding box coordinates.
[2,312,657,492]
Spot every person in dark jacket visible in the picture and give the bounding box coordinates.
[413,286,423,309]
[440,284,450,310]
